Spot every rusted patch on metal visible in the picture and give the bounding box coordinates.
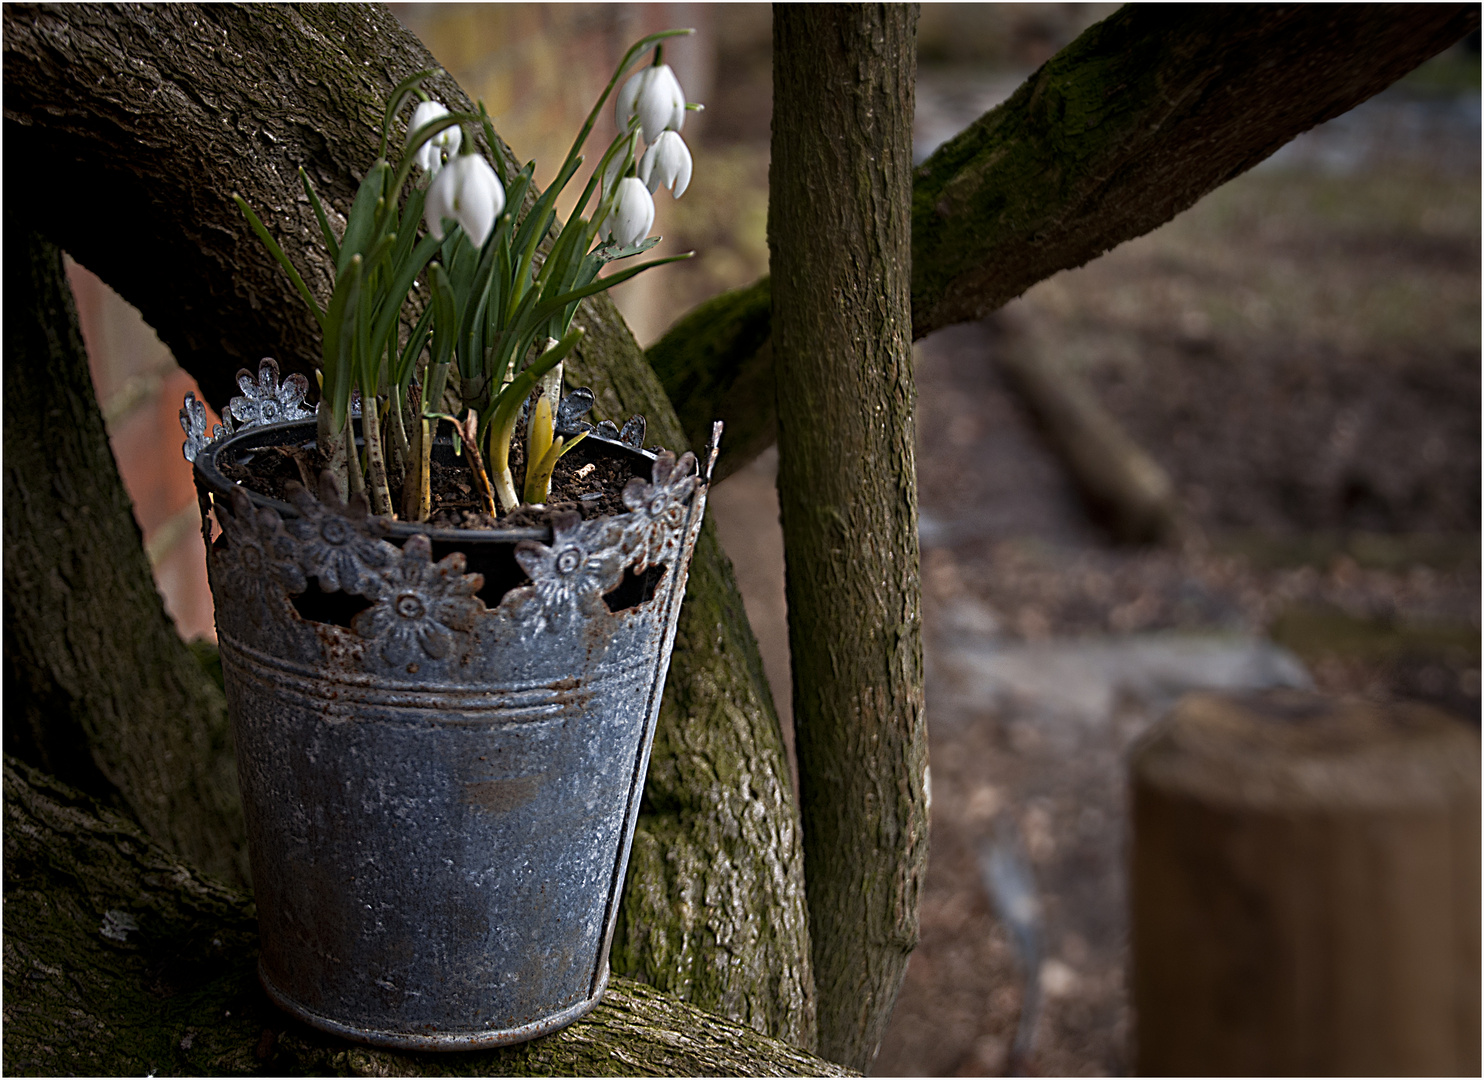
[463,774,544,813]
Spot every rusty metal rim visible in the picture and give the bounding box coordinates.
[258,959,611,1052]
[193,418,657,545]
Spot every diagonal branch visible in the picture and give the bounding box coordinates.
[651,3,1479,475]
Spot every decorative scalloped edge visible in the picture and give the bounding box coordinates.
[209,443,713,661]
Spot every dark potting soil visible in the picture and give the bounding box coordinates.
[221,432,641,531]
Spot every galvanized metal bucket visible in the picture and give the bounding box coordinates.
[192,416,717,1050]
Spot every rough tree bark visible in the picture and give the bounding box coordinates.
[770,5,927,1072]
[4,218,248,890]
[651,3,1480,478]
[3,757,847,1077]
[3,1,812,1052]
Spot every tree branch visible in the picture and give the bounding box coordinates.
[1,757,848,1077]
[4,217,247,888]
[652,3,1479,476]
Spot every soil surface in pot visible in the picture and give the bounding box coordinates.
[218,428,639,529]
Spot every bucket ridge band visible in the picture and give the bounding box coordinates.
[219,631,653,716]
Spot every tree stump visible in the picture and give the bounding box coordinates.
[1130,690,1480,1075]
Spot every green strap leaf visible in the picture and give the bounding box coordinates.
[322,254,363,429]
[232,194,324,326]
[528,251,694,330]
[299,168,340,264]
[337,161,391,276]
[380,67,437,159]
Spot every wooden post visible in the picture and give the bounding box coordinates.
[1130,690,1480,1075]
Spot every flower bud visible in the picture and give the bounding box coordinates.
[602,176,655,248]
[425,153,505,247]
[614,63,686,144]
[638,130,692,199]
[408,100,462,176]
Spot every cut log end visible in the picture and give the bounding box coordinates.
[1130,690,1480,1076]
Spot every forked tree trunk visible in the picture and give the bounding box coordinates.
[3,218,248,889]
[770,5,928,1071]
[3,1,812,1051]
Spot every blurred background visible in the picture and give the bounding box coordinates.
[70,5,1479,1074]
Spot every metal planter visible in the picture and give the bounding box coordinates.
[192,417,716,1051]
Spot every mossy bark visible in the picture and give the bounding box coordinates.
[769,5,927,1072]
[3,219,248,890]
[651,3,1480,479]
[3,1,811,1051]
[2,757,848,1077]
[644,278,774,485]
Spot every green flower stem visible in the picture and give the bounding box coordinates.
[361,396,393,516]
[525,382,555,477]
[344,410,367,501]
[316,400,348,503]
[387,384,411,495]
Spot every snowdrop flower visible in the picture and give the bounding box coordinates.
[638,130,692,199]
[425,153,505,247]
[602,177,655,247]
[615,63,685,144]
[407,100,461,176]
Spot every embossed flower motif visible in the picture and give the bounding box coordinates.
[228,357,312,429]
[513,512,627,618]
[620,450,698,571]
[284,472,398,599]
[215,486,306,625]
[352,534,484,662]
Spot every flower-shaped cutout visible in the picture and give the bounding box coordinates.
[214,486,306,626]
[228,357,312,429]
[352,534,485,663]
[512,512,627,619]
[284,471,398,598]
[620,451,698,572]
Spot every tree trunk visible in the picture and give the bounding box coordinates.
[2,756,847,1078]
[3,217,248,889]
[770,5,928,1072]
[651,4,1479,481]
[1130,691,1481,1075]
[3,1,811,1048]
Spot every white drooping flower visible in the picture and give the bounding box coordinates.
[601,176,655,248]
[407,100,461,176]
[425,153,505,247]
[614,63,686,144]
[638,130,692,199]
